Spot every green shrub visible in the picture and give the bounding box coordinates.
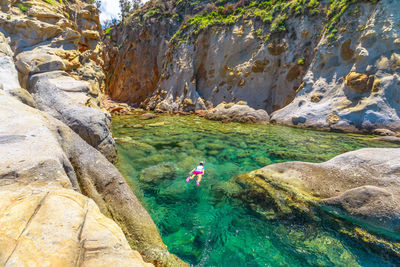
[16,3,30,12]
[297,57,305,65]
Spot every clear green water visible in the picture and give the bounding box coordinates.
[112,114,400,267]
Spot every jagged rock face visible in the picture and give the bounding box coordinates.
[105,1,322,114]
[150,17,321,113]
[105,0,400,132]
[0,0,116,161]
[103,17,179,105]
[271,0,400,132]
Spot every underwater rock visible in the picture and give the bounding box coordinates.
[139,163,177,183]
[205,103,269,123]
[373,136,400,144]
[140,113,157,120]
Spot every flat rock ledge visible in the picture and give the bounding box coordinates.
[205,102,270,123]
[0,183,153,267]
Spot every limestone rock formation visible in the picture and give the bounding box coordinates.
[0,0,116,162]
[104,0,400,133]
[222,148,400,240]
[271,0,400,132]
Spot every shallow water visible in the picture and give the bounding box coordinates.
[112,114,400,267]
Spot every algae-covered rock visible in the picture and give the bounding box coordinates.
[224,148,400,254]
[139,163,177,183]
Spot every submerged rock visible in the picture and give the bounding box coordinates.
[373,136,400,144]
[140,163,177,184]
[140,112,157,120]
[205,103,269,123]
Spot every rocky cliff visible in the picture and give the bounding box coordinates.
[104,0,400,133]
[0,0,186,266]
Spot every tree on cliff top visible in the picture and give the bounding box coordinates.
[119,0,141,21]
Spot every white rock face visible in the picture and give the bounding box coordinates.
[271,0,400,132]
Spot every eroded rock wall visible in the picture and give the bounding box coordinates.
[105,0,400,132]
[272,0,400,132]
[0,0,116,161]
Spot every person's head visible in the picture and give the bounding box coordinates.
[199,161,204,166]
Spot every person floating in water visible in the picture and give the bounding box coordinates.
[186,160,205,186]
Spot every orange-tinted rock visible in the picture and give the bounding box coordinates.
[345,72,375,93]
[267,41,287,56]
[311,94,322,102]
[327,114,340,124]
[340,39,354,61]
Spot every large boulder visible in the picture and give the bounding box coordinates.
[223,148,400,238]
[205,102,270,123]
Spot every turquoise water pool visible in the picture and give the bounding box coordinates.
[112,114,400,266]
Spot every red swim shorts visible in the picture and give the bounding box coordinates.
[192,171,204,175]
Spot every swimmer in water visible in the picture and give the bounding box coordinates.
[186,160,205,186]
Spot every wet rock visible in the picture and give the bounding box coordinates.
[205,103,269,123]
[225,148,400,237]
[372,128,397,136]
[373,136,400,144]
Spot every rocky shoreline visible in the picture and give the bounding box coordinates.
[0,0,186,266]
